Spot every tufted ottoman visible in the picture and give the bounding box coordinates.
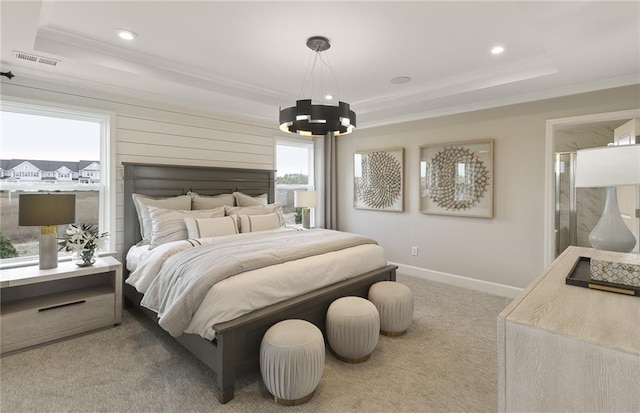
[260,319,325,406]
[368,281,414,336]
[326,296,380,363]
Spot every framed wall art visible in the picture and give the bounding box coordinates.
[354,148,404,212]
[420,139,493,218]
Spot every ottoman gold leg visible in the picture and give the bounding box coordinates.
[275,390,316,406]
[381,329,407,337]
[335,353,371,364]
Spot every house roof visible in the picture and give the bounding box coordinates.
[0,159,100,172]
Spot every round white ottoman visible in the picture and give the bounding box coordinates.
[368,281,414,336]
[326,296,380,363]
[260,319,325,406]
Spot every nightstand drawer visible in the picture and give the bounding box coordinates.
[1,287,115,353]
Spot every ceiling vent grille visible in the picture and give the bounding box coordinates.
[13,51,60,66]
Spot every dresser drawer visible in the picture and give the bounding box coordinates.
[1,286,115,353]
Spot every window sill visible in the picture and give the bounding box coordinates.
[0,251,118,270]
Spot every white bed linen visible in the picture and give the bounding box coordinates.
[127,228,297,294]
[125,244,152,272]
[186,243,387,340]
[126,229,387,340]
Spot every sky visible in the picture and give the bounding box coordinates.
[1,111,100,161]
[276,144,309,176]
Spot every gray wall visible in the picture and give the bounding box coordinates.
[337,85,640,291]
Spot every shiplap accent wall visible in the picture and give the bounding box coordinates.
[1,78,276,259]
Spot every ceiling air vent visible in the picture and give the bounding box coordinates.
[13,51,60,67]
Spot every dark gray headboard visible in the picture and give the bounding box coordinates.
[122,162,276,265]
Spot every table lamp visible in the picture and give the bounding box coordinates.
[19,193,76,269]
[294,190,318,229]
[575,144,640,253]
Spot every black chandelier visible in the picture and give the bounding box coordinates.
[279,36,356,137]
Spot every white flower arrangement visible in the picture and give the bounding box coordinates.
[58,223,108,257]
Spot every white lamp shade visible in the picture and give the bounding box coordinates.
[575,144,640,188]
[294,190,318,208]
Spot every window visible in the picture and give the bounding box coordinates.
[0,100,114,265]
[276,139,315,226]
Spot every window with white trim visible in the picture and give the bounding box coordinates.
[276,138,315,227]
[0,100,114,265]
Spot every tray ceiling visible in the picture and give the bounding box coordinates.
[1,1,639,129]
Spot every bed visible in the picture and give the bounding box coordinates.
[122,162,397,404]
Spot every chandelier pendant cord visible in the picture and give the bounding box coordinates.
[318,52,342,101]
[299,49,341,105]
[299,50,316,98]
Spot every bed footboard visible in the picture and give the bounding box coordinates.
[124,264,396,404]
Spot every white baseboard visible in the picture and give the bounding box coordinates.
[389,261,523,299]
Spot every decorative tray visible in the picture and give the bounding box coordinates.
[565,256,640,297]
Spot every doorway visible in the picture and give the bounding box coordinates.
[544,109,640,266]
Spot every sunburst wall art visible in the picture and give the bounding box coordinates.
[420,139,493,218]
[354,148,404,212]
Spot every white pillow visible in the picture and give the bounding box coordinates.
[189,192,236,209]
[224,203,282,216]
[237,212,284,233]
[148,206,225,248]
[132,194,191,243]
[233,192,268,206]
[184,216,239,238]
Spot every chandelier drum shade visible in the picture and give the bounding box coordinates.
[279,36,356,137]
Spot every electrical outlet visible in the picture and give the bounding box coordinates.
[411,246,418,256]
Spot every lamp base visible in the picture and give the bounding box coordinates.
[589,187,636,253]
[39,225,59,270]
[302,208,311,230]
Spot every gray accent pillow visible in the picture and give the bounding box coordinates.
[132,194,192,243]
[148,206,225,248]
[233,192,268,206]
[189,192,236,210]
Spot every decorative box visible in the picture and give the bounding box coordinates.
[590,251,640,288]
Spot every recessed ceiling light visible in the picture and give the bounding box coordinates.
[324,94,334,100]
[390,76,411,85]
[116,29,138,41]
[491,45,504,55]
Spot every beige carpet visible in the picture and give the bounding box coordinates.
[0,274,512,412]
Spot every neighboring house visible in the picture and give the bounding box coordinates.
[0,159,100,183]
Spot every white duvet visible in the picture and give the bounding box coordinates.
[126,228,387,339]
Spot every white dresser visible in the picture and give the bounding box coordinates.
[0,257,122,353]
[497,246,640,413]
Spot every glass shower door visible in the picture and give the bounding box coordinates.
[555,152,576,256]
[555,152,607,257]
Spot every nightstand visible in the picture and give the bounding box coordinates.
[0,256,122,354]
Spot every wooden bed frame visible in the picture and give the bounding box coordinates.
[122,162,397,404]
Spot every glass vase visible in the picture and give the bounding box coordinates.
[72,249,98,267]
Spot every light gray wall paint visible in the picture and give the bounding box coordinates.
[1,77,276,259]
[337,85,640,289]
